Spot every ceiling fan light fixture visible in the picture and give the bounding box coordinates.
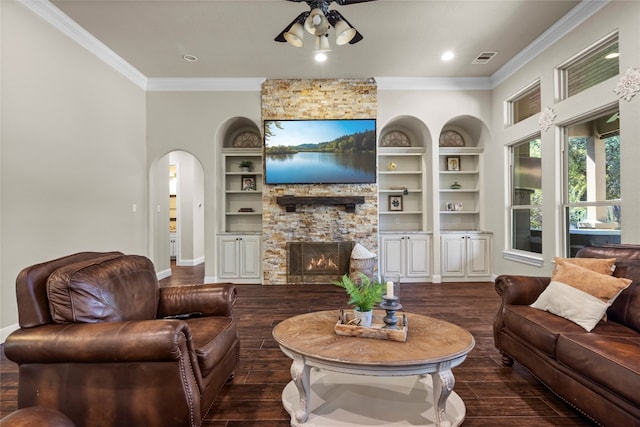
[314,34,331,52]
[284,22,304,47]
[304,8,329,36]
[334,19,356,46]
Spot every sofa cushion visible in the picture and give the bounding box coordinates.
[557,328,640,407]
[187,317,238,377]
[503,305,584,357]
[47,254,159,323]
[554,256,616,276]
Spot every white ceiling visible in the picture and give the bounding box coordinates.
[48,0,585,82]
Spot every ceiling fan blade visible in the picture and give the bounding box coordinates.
[274,12,309,42]
[335,0,378,5]
[348,30,363,44]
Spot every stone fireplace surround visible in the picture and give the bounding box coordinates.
[261,79,378,285]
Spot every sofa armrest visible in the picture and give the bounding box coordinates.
[158,283,237,318]
[495,275,550,306]
[4,320,192,364]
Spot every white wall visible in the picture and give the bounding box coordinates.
[1,0,147,334]
[487,1,640,277]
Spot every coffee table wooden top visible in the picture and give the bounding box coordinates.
[273,310,475,368]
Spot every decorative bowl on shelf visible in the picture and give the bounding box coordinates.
[450,181,462,189]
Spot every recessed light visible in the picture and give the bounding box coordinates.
[441,51,455,61]
[183,54,198,62]
[605,52,619,59]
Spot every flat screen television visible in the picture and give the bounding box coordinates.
[264,119,377,185]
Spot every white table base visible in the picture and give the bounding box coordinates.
[282,369,466,427]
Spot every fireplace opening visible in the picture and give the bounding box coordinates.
[287,241,354,284]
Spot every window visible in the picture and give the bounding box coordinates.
[508,82,541,125]
[564,109,621,256]
[557,33,619,101]
[510,137,542,254]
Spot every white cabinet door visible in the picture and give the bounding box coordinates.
[239,236,261,279]
[380,233,431,281]
[466,234,491,277]
[441,234,465,277]
[218,236,240,279]
[406,234,430,277]
[441,233,492,279]
[218,235,262,281]
[380,235,404,277]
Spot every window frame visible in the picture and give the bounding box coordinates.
[555,32,619,102]
[508,135,543,256]
[561,107,622,257]
[505,80,541,126]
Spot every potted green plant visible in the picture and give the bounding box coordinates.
[333,273,385,327]
[239,160,253,172]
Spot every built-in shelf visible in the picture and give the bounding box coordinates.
[276,196,365,213]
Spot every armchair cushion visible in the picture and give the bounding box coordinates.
[47,254,159,323]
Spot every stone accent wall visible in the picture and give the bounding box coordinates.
[261,79,378,285]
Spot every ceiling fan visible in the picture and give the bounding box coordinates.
[275,0,377,49]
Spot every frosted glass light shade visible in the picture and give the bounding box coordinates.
[334,19,356,45]
[284,22,304,47]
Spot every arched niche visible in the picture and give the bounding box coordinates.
[378,115,432,149]
[439,115,491,149]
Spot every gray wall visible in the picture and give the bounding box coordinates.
[1,0,147,333]
[486,0,640,276]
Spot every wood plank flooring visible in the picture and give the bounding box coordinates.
[1,263,595,426]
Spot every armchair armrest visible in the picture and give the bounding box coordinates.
[4,320,192,364]
[494,275,551,306]
[158,283,237,318]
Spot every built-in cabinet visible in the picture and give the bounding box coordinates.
[217,127,263,283]
[217,234,262,282]
[377,127,432,281]
[380,233,431,282]
[440,232,492,280]
[439,147,482,231]
[223,149,263,233]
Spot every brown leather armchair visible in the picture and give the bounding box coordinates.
[4,252,239,427]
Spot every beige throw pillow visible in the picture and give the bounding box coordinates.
[553,256,616,276]
[551,260,630,302]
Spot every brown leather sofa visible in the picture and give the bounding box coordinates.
[494,245,640,426]
[4,252,239,427]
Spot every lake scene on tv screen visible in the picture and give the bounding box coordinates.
[264,119,376,184]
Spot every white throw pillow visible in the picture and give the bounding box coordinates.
[530,281,610,332]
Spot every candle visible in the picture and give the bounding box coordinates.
[386,281,394,298]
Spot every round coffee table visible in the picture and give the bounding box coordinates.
[272,310,475,427]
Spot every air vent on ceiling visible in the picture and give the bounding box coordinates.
[472,51,498,64]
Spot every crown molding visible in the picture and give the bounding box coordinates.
[375,77,492,91]
[22,0,607,93]
[146,78,266,92]
[19,0,147,90]
[490,0,609,87]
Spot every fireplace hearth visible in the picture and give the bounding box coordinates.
[287,241,354,284]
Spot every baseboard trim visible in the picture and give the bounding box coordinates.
[176,257,205,267]
[156,268,172,280]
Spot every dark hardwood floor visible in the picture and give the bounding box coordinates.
[1,263,595,426]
